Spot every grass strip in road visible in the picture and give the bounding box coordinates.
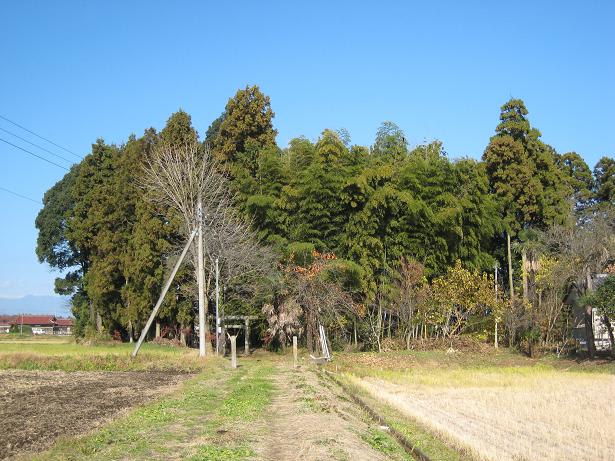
[24,359,277,461]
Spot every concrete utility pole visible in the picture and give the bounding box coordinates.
[197,195,206,358]
[132,228,197,358]
[215,257,220,355]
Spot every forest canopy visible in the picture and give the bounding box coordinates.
[35,86,615,355]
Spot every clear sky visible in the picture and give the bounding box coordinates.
[0,1,613,298]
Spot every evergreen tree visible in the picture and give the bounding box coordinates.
[212,85,277,164]
[594,156,615,205]
[557,151,594,213]
[483,98,571,233]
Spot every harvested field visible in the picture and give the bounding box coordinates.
[0,370,189,459]
[351,363,615,461]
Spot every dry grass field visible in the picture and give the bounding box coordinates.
[334,350,615,461]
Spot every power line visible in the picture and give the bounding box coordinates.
[0,127,74,165]
[0,137,69,171]
[0,114,82,160]
[0,186,41,205]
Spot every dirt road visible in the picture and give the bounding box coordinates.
[252,361,406,461]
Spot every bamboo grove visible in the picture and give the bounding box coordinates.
[36,86,615,355]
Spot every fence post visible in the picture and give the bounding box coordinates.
[293,336,298,368]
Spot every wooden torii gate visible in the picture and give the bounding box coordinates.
[222,315,257,355]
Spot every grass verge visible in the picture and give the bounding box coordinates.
[0,339,204,372]
[22,359,277,461]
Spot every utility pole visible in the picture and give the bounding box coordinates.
[215,257,220,355]
[197,195,206,358]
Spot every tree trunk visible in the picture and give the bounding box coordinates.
[180,322,186,346]
[96,312,102,333]
[522,249,528,302]
[528,252,537,308]
[584,309,596,358]
[603,315,615,358]
[89,301,95,327]
[507,232,514,301]
[377,300,383,352]
[585,271,597,359]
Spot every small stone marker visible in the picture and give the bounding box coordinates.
[293,335,298,368]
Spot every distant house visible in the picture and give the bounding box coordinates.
[17,315,57,335]
[0,315,16,333]
[54,318,74,335]
[571,274,615,352]
[0,315,75,335]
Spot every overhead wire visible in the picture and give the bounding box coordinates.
[0,137,69,171]
[0,127,74,165]
[0,185,41,205]
[0,114,82,160]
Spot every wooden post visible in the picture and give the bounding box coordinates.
[230,335,237,368]
[293,336,298,368]
[132,228,197,358]
[197,196,206,358]
[155,321,161,338]
[244,318,250,355]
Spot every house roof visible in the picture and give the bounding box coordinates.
[0,315,18,325]
[55,318,74,326]
[12,315,56,326]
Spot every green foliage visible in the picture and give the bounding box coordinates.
[285,242,315,266]
[371,121,407,161]
[594,156,615,205]
[35,88,606,352]
[484,98,572,234]
[8,324,32,334]
[584,275,615,319]
[557,151,594,212]
[213,85,277,163]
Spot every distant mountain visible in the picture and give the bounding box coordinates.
[0,295,71,317]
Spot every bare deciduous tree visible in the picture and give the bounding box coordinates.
[142,139,272,351]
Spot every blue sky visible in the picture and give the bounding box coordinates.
[0,1,613,298]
